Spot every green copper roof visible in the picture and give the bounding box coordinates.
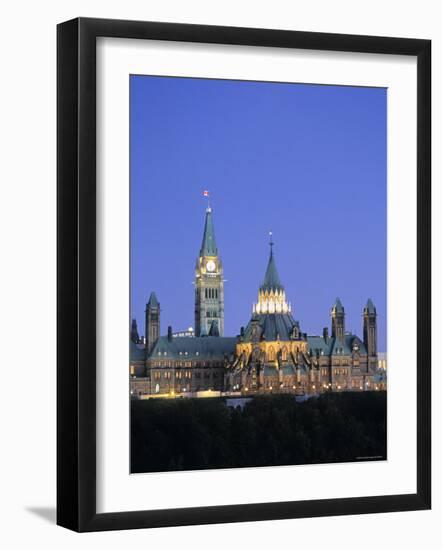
[332,297,344,314]
[130,340,146,362]
[260,248,284,292]
[200,207,218,256]
[308,334,367,356]
[243,312,296,341]
[147,291,159,308]
[365,298,376,314]
[149,336,236,360]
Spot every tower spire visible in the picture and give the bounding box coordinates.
[253,235,291,315]
[260,234,283,292]
[195,197,224,336]
[200,199,218,256]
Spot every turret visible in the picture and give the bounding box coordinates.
[145,292,160,355]
[363,298,377,356]
[331,297,345,342]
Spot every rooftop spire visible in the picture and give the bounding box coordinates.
[260,233,284,292]
[147,291,159,308]
[332,297,344,314]
[200,203,218,256]
[364,298,376,315]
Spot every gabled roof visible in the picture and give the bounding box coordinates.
[313,334,367,356]
[149,336,236,360]
[307,335,334,356]
[260,249,284,292]
[200,207,218,256]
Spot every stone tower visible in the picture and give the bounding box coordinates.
[363,298,377,357]
[194,205,224,336]
[331,297,345,342]
[145,291,160,354]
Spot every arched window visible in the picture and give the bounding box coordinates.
[282,347,288,361]
[268,346,275,362]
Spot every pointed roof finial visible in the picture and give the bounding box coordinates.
[203,189,211,212]
[260,233,284,292]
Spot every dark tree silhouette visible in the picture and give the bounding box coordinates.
[131,392,387,473]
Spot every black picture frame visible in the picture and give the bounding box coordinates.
[57,17,431,532]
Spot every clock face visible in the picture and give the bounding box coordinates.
[206,260,216,272]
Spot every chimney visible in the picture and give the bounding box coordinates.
[167,326,173,342]
[323,327,329,342]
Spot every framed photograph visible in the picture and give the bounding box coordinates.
[57,17,431,532]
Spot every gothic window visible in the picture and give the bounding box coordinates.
[268,346,275,362]
[282,347,288,361]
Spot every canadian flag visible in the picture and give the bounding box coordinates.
[203,190,209,197]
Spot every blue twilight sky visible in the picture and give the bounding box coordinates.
[130,75,387,352]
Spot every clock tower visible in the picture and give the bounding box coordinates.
[194,205,224,336]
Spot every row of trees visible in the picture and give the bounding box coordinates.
[131,392,387,473]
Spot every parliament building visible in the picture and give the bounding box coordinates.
[130,206,383,398]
